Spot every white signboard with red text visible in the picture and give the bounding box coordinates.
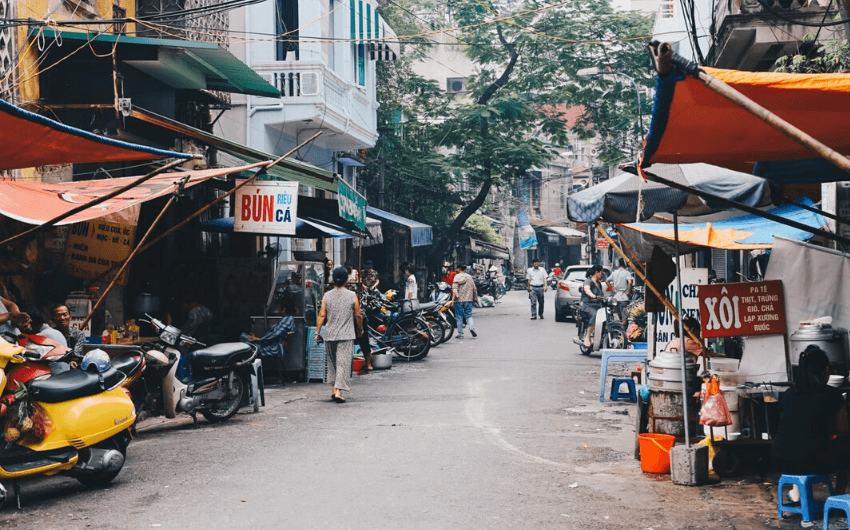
[234,181,299,235]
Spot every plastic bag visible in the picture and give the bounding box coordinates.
[699,376,732,427]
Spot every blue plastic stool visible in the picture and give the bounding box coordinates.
[610,377,637,402]
[824,495,850,529]
[777,474,834,522]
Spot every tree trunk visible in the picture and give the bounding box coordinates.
[428,24,517,273]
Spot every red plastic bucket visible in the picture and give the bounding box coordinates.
[638,433,676,473]
[352,358,364,372]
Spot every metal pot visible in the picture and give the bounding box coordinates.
[789,322,849,373]
[371,351,392,370]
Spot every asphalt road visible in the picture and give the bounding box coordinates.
[0,291,808,529]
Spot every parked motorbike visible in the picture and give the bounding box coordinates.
[0,341,135,509]
[2,334,145,407]
[361,290,431,361]
[130,316,258,424]
[571,297,628,355]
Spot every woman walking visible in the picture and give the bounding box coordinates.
[315,267,364,403]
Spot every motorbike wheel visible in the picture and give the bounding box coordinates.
[494,284,505,300]
[75,436,127,488]
[440,315,456,343]
[425,318,444,347]
[202,373,245,423]
[604,329,628,350]
[390,317,431,361]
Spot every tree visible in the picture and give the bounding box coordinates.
[775,33,850,73]
[366,0,653,273]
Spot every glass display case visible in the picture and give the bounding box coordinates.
[252,260,326,377]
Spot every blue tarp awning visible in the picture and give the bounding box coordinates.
[617,196,825,251]
[366,206,433,247]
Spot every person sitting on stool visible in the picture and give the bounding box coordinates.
[773,345,850,495]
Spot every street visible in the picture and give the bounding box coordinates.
[1,291,796,529]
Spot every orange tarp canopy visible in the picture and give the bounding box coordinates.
[640,67,850,173]
[0,99,191,171]
[0,162,267,225]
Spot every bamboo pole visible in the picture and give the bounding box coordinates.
[0,157,197,248]
[596,225,708,355]
[614,226,647,277]
[81,179,186,330]
[92,132,322,283]
[650,41,850,176]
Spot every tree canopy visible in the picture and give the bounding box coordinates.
[362,0,654,270]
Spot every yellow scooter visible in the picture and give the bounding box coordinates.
[0,341,135,509]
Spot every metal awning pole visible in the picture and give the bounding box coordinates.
[674,211,691,447]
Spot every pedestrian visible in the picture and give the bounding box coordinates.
[404,264,417,299]
[361,260,380,292]
[526,258,547,320]
[580,265,605,347]
[315,267,364,403]
[610,259,634,303]
[441,263,456,286]
[357,262,376,371]
[323,258,334,286]
[451,264,478,339]
[345,260,358,284]
[51,303,86,360]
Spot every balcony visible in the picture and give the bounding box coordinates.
[708,0,842,69]
[247,61,377,151]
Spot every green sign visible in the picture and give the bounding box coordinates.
[337,179,367,231]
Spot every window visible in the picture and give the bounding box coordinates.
[277,0,300,61]
[112,5,127,35]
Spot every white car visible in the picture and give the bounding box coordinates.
[554,265,612,322]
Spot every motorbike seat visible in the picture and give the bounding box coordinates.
[419,301,438,311]
[111,351,145,379]
[29,367,125,403]
[187,342,255,369]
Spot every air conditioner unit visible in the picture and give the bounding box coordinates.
[446,77,467,94]
[301,72,320,96]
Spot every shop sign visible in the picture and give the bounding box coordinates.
[596,239,610,250]
[63,220,135,285]
[234,181,299,235]
[647,268,707,347]
[337,180,367,231]
[698,280,786,337]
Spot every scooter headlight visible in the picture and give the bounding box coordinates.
[160,326,181,346]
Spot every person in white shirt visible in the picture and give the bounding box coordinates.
[526,258,548,319]
[610,259,634,303]
[404,265,417,299]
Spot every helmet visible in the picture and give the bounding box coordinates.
[81,349,112,372]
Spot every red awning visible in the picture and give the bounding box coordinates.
[640,67,850,173]
[0,162,267,225]
[0,99,191,170]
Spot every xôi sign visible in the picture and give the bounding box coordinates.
[697,280,786,338]
[234,181,299,235]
